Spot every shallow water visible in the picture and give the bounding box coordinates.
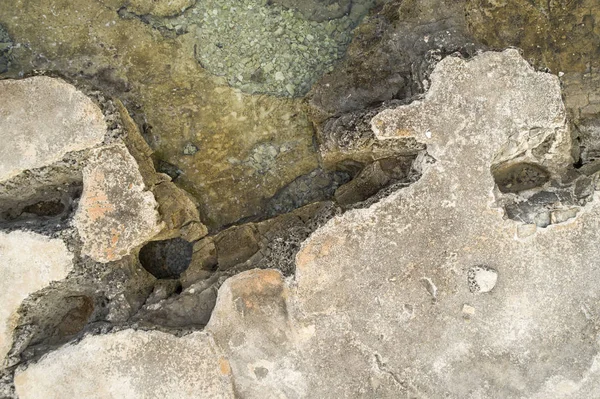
[0,0,598,230]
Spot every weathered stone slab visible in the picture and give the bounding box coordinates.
[206,269,309,399]
[74,142,162,263]
[0,77,106,183]
[203,50,600,397]
[14,330,234,399]
[15,50,600,398]
[0,231,73,363]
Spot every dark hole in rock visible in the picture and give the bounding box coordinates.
[492,162,550,193]
[139,238,194,279]
[21,200,65,217]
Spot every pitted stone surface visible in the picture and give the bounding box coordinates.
[0,231,73,364]
[15,51,600,398]
[14,330,234,399]
[74,142,162,263]
[0,77,106,183]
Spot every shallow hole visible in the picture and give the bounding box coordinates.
[139,238,194,279]
[492,162,550,193]
[21,200,66,217]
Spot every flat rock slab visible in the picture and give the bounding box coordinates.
[14,330,234,399]
[0,76,106,183]
[0,231,73,363]
[74,142,162,263]
[15,50,600,398]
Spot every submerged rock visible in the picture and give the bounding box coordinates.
[125,0,196,17]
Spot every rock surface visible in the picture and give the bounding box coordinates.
[74,142,162,263]
[0,231,72,364]
[15,50,600,398]
[0,77,106,182]
[14,330,234,399]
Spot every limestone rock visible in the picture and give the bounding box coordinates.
[12,50,600,398]
[14,330,234,399]
[0,231,73,364]
[288,50,600,397]
[0,77,106,183]
[206,269,305,399]
[74,142,162,263]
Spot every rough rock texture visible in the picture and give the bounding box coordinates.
[0,77,106,183]
[16,50,600,398]
[74,143,163,263]
[0,231,72,364]
[0,0,322,230]
[126,0,196,17]
[466,0,600,74]
[134,201,338,330]
[308,0,478,121]
[14,330,234,399]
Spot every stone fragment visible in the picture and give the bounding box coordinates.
[333,156,414,207]
[0,231,73,363]
[206,269,305,399]
[14,330,234,399]
[151,181,208,241]
[462,304,475,318]
[181,238,218,288]
[334,161,390,205]
[74,142,162,263]
[467,266,498,294]
[214,225,260,271]
[135,274,220,328]
[0,77,106,183]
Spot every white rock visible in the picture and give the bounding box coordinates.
[468,266,498,293]
[15,330,234,399]
[0,231,73,363]
[0,77,106,183]
[74,142,162,263]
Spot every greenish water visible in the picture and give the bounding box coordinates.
[120,0,375,96]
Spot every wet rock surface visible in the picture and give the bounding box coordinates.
[0,24,12,74]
